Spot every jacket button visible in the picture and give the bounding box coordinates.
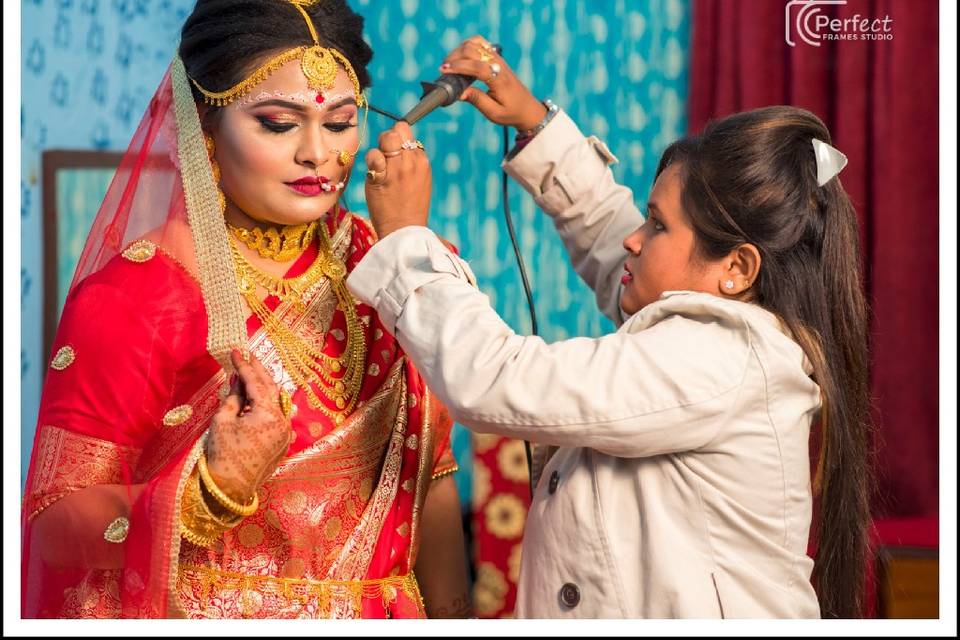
[548,470,560,494]
[559,582,580,608]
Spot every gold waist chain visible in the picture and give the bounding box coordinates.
[178,563,424,618]
[229,222,366,424]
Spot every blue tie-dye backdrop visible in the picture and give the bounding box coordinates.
[20,0,690,499]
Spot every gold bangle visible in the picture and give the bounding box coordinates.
[179,521,216,548]
[180,469,241,548]
[197,453,260,517]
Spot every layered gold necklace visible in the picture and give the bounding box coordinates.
[229,221,366,424]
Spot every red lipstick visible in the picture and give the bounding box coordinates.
[286,175,330,196]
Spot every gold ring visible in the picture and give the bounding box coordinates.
[414,140,425,151]
[366,168,386,182]
[278,389,294,419]
[478,49,493,63]
[479,40,496,51]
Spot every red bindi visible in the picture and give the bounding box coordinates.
[315,92,325,105]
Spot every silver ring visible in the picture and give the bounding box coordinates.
[382,150,402,158]
[488,62,502,80]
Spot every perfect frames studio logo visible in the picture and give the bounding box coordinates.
[785,0,894,47]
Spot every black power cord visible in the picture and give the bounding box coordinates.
[500,124,539,336]
[500,124,538,499]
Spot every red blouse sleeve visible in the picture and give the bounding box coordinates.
[429,392,459,481]
[39,277,176,449]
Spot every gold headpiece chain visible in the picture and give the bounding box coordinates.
[188,1,366,108]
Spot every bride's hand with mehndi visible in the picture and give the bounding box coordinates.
[203,349,295,503]
[364,121,432,238]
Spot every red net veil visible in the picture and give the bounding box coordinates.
[22,58,247,618]
[72,58,247,359]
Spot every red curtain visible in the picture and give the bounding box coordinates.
[688,0,939,519]
[470,435,530,618]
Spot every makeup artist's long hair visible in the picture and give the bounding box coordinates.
[658,106,873,618]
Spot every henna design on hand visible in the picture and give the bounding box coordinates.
[204,350,293,500]
[432,593,474,619]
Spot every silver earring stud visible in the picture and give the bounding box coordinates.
[724,280,734,290]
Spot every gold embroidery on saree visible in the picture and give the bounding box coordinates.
[121,239,158,263]
[273,359,404,482]
[327,362,407,581]
[177,564,421,619]
[25,426,142,521]
[50,345,76,370]
[174,361,409,618]
[167,436,208,618]
[408,390,436,567]
[352,214,379,243]
[103,517,130,543]
[163,404,194,427]
[60,569,123,618]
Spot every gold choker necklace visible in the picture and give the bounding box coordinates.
[228,221,318,262]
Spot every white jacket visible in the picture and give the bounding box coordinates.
[347,111,822,618]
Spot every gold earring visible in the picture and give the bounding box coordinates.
[205,133,226,215]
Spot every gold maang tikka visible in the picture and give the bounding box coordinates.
[187,1,367,112]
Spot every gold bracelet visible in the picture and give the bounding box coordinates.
[180,468,242,548]
[197,453,260,517]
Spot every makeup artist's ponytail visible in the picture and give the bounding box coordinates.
[657,106,872,618]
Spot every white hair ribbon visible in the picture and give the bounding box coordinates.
[811,138,848,187]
